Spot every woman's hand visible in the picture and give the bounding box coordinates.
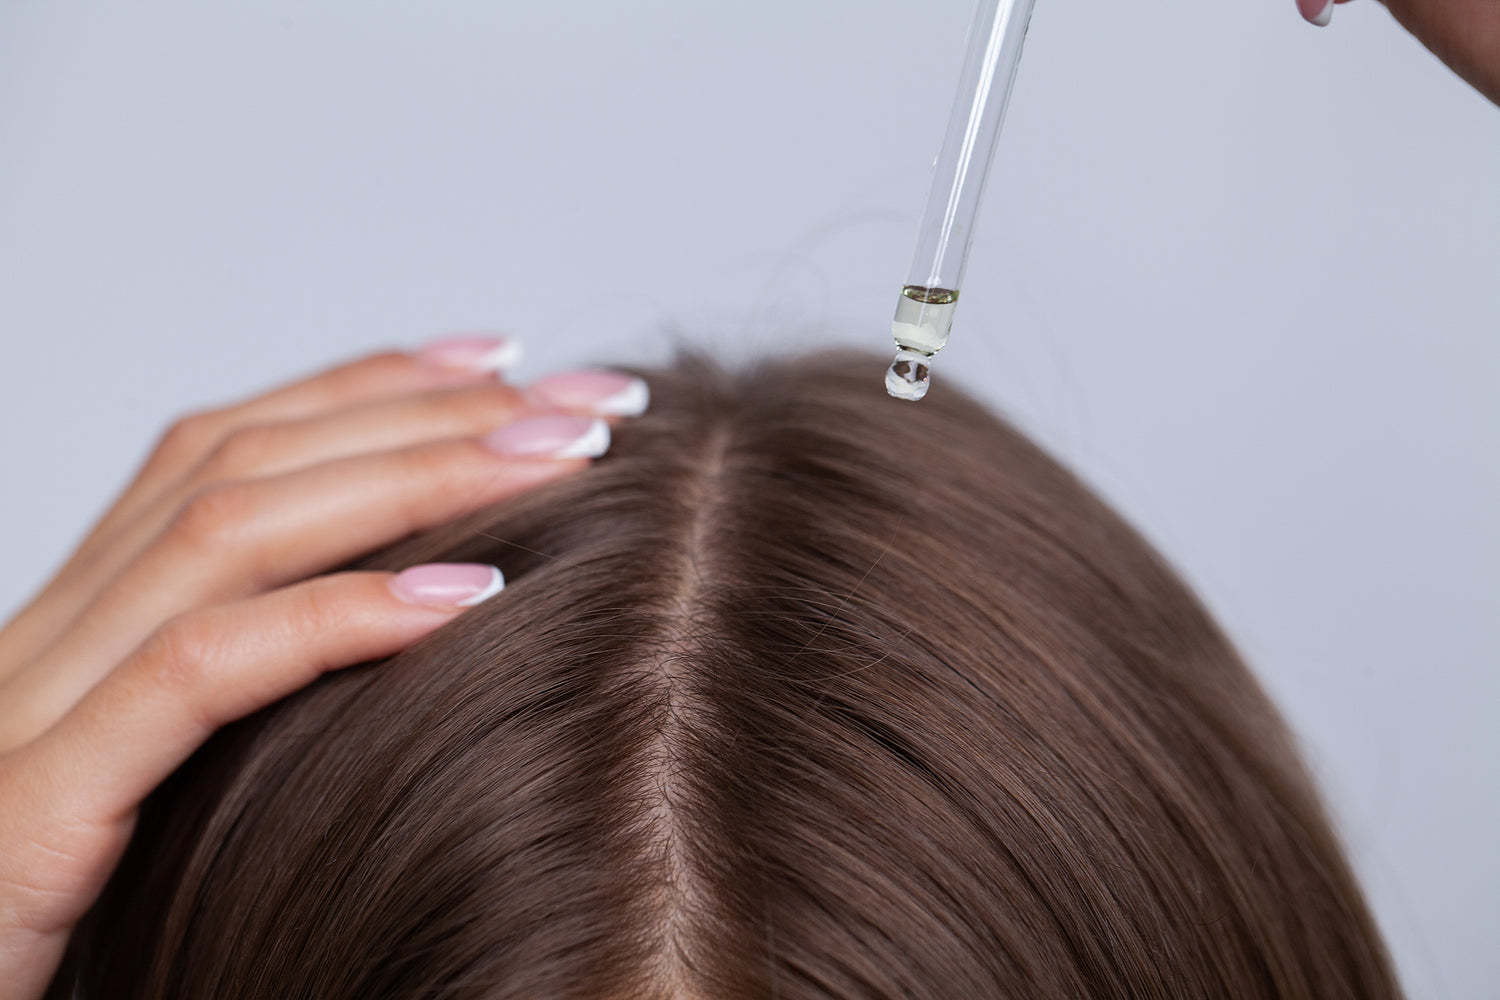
[0,337,649,998]
[1302,0,1500,104]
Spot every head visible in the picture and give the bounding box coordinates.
[54,352,1398,998]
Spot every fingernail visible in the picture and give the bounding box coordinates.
[482,414,611,459]
[526,369,651,417]
[1298,0,1333,26]
[416,335,524,374]
[390,563,504,607]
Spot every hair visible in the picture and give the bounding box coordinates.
[53,352,1398,999]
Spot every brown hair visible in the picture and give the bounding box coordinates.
[53,352,1399,998]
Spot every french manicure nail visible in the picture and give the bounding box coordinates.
[416,335,524,374]
[390,563,505,607]
[482,414,611,459]
[526,369,651,417]
[1298,0,1333,26]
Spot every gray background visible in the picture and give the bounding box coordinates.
[2,1,1496,994]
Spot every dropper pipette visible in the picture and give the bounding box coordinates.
[886,0,1038,401]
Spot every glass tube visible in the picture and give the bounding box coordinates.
[887,0,1038,401]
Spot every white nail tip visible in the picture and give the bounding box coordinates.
[455,565,506,606]
[594,377,651,417]
[471,339,524,372]
[553,417,612,459]
[1310,1,1333,26]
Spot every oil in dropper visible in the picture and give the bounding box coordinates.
[886,285,958,401]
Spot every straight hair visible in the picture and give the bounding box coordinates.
[54,352,1399,999]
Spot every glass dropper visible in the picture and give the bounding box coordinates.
[886,0,1038,401]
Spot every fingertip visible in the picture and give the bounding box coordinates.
[415,335,524,376]
[1298,0,1334,26]
[481,414,611,460]
[526,369,652,418]
[389,563,505,608]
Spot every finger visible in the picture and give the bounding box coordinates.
[46,567,503,822]
[0,415,605,748]
[0,566,499,994]
[58,381,529,603]
[88,337,523,548]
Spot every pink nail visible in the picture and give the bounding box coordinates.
[1297,0,1333,26]
[527,369,651,416]
[415,335,523,374]
[482,414,611,459]
[390,563,504,607]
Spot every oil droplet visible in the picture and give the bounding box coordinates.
[886,349,931,401]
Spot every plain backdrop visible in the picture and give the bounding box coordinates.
[2,1,1496,994]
